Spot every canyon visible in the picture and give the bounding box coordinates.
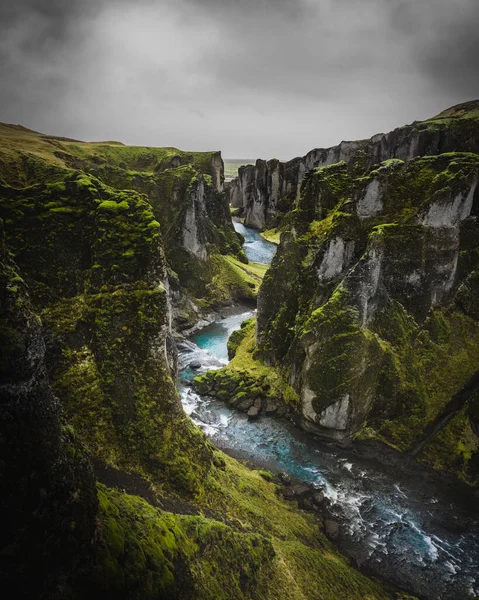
[1,100,478,599]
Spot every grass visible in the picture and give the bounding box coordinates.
[96,453,402,600]
[222,255,269,295]
[0,121,218,186]
[260,228,281,244]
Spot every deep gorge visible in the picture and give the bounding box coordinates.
[1,100,478,600]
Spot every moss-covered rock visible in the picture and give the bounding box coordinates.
[0,122,249,325]
[0,163,215,495]
[194,318,299,417]
[249,147,479,483]
[229,99,479,231]
[0,221,98,598]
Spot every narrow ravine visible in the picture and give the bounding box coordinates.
[177,224,479,600]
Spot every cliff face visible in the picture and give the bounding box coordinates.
[0,125,247,328]
[0,222,98,598]
[0,165,216,495]
[229,100,479,230]
[254,108,479,483]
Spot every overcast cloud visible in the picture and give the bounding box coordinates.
[0,0,478,159]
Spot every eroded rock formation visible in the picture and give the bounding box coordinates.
[253,104,479,483]
[229,100,479,230]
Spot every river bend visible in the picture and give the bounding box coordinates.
[177,224,479,600]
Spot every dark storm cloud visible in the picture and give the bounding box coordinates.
[0,0,477,158]
[386,0,479,96]
[0,0,95,43]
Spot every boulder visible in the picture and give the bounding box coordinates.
[189,360,201,369]
[265,399,278,415]
[283,484,310,500]
[237,397,254,412]
[281,487,296,500]
[253,397,263,409]
[324,520,340,540]
[278,472,291,485]
[291,484,310,498]
[247,406,260,420]
[216,390,230,402]
[312,491,326,506]
[192,377,210,395]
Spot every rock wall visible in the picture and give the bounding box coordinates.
[0,168,215,494]
[0,221,98,598]
[0,124,248,326]
[229,100,479,230]
[256,136,479,483]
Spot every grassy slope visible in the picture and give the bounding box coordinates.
[0,122,215,182]
[94,454,407,600]
[261,228,282,244]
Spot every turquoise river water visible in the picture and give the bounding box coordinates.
[177,223,479,600]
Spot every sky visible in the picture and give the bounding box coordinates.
[1,0,478,160]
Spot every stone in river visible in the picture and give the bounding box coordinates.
[312,491,326,506]
[189,360,201,369]
[237,398,254,412]
[247,406,260,420]
[265,399,278,415]
[291,484,310,498]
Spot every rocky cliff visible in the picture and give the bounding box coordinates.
[0,124,254,328]
[0,125,401,599]
[229,100,479,230]
[252,103,479,484]
[0,221,98,598]
[206,102,479,486]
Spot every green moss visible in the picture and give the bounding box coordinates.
[98,200,130,212]
[95,484,188,597]
[227,318,253,359]
[363,302,479,483]
[196,319,300,410]
[256,470,275,482]
[95,482,275,600]
[260,229,281,244]
[193,455,396,600]
[245,147,479,483]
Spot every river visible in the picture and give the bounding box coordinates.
[232,219,277,264]
[177,223,479,600]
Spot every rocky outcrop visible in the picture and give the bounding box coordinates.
[0,168,215,494]
[254,118,479,483]
[229,100,479,230]
[0,122,247,328]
